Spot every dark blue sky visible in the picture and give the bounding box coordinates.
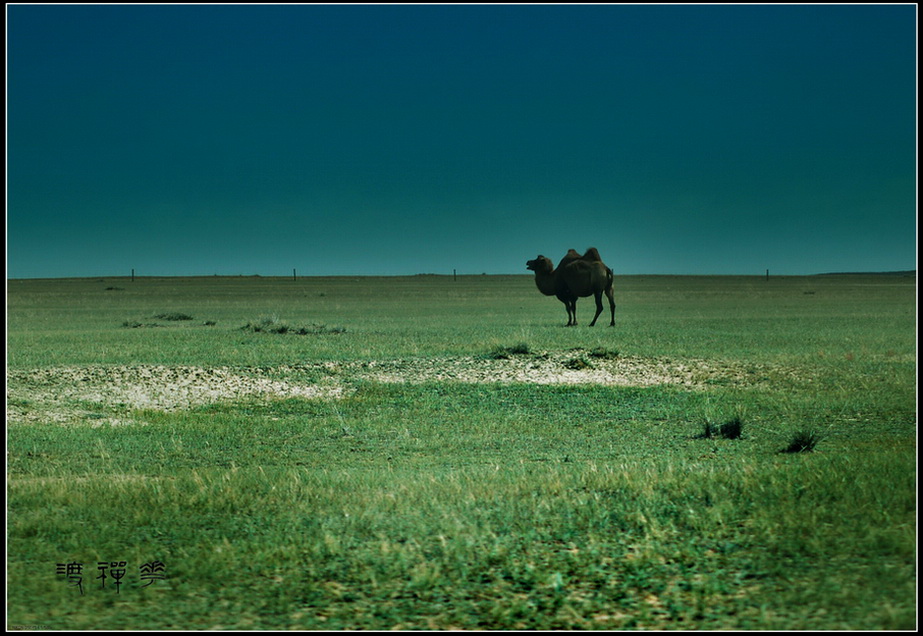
[7,4,917,278]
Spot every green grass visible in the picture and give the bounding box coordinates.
[6,274,917,629]
[7,274,917,367]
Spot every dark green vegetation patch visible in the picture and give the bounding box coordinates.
[780,429,821,453]
[696,418,744,440]
[153,312,195,321]
[242,316,346,335]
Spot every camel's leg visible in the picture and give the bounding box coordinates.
[589,292,604,326]
[568,299,578,326]
[606,287,616,326]
[561,299,574,326]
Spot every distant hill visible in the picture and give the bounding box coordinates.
[814,270,915,276]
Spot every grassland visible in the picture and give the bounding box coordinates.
[6,273,917,630]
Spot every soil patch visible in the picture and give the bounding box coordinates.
[341,351,782,388]
[7,366,344,425]
[7,350,797,425]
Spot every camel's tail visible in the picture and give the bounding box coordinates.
[606,267,614,291]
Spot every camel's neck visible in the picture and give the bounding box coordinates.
[532,270,558,296]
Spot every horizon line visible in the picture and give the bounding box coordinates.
[6,270,917,282]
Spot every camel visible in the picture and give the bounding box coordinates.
[526,248,616,326]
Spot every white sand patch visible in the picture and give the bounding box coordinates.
[6,365,344,425]
[7,352,795,426]
[336,351,783,388]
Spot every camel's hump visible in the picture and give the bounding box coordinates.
[582,247,603,261]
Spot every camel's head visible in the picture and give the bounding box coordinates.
[526,255,553,274]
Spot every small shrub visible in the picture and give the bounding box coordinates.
[122,321,159,329]
[291,324,347,335]
[695,421,716,439]
[489,343,531,359]
[564,357,592,370]
[242,316,288,334]
[719,418,743,439]
[241,317,345,335]
[695,418,743,440]
[781,430,819,453]
[588,347,620,359]
[154,313,194,321]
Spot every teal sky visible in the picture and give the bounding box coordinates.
[6,4,917,278]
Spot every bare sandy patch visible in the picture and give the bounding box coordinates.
[6,365,344,425]
[340,351,781,388]
[7,351,796,425]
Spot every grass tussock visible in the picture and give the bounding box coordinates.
[564,356,592,370]
[587,347,620,359]
[696,417,744,440]
[488,343,532,359]
[781,429,820,453]
[121,320,160,329]
[153,312,195,321]
[241,316,346,335]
